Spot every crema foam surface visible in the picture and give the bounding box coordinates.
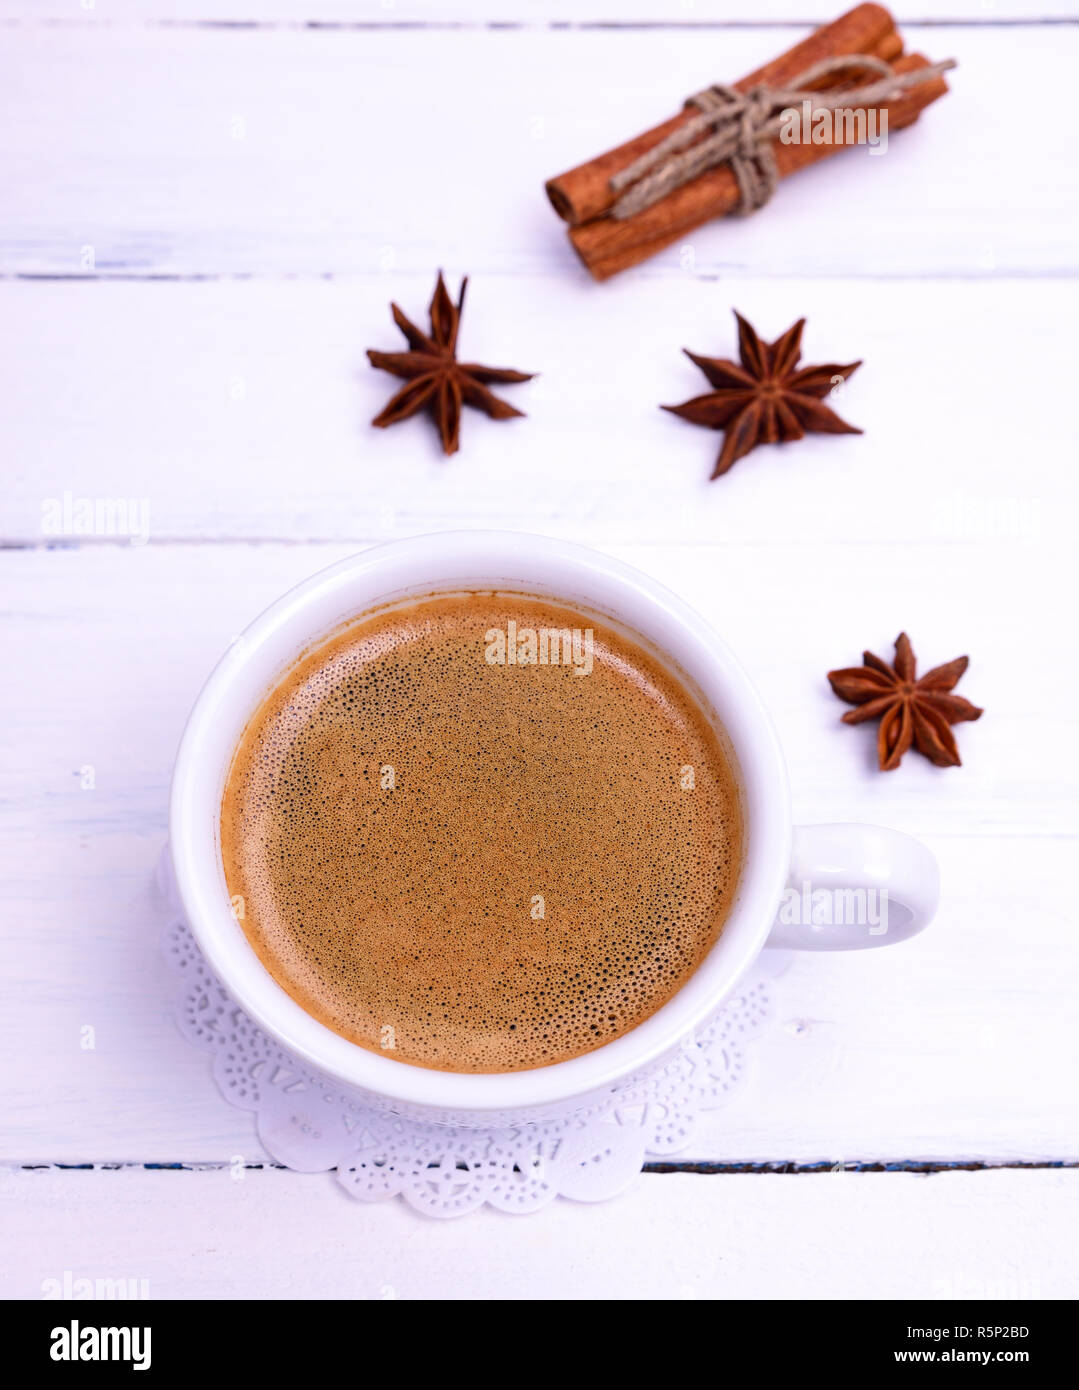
[221,594,743,1072]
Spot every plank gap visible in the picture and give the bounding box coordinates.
[3,18,1079,34]
[10,1158,1079,1175]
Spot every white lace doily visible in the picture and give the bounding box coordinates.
[164,918,782,1217]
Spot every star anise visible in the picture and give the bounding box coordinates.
[366,271,534,456]
[828,633,983,771]
[662,310,862,478]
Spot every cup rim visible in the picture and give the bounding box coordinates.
[169,531,791,1114]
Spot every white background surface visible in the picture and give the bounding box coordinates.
[2,0,1077,1300]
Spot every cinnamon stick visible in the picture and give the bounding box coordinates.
[546,3,898,228]
[875,30,904,64]
[571,50,949,281]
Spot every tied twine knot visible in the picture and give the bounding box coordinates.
[608,54,957,221]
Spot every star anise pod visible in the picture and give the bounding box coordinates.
[828,633,983,771]
[366,271,534,456]
[662,310,862,479]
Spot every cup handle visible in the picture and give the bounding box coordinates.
[765,823,940,951]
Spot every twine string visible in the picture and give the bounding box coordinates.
[609,54,957,221]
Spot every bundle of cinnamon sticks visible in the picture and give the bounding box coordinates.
[545,5,953,281]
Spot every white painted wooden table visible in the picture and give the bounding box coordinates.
[2,0,1078,1300]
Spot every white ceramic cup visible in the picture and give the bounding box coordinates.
[168,531,939,1127]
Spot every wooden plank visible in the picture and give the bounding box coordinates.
[0,25,1073,278]
[1,544,1074,1162]
[1,1166,1074,1298]
[0,3,1070,26]
[694,832,1079,1163]
[2,275,1076,547]
[2,543,1071,840]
